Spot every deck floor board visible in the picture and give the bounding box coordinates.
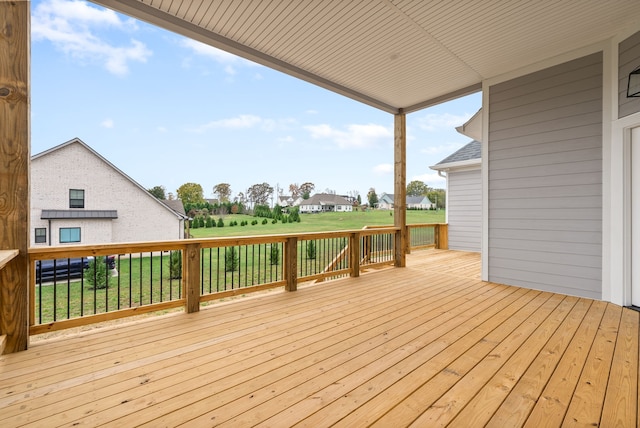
[0,249,637,427]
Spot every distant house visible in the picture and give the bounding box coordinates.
[31,138,188,246]
[275,195,302,208]
[377,193,435,210]
[430,137,482,252]
[299,193,353,213]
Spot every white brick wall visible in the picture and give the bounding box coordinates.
[31,141,184,246]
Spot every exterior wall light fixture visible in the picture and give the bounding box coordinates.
[627,65,640,97]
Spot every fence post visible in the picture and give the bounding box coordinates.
[285,237,298,291]
[350,232,360,277]
[184,244,201,313]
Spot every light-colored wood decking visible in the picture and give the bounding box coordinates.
[0,250,638,427]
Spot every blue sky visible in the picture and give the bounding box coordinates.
[31,0,481,201]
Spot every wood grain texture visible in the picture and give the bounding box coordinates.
[0,0,30,354]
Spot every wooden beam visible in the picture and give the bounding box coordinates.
[0,0,30,354]
[350,232,360,277]
[394,111,407,267]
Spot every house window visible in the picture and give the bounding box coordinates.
[59,227,81,243]
[69,189,85,208]
[35,228,46,243]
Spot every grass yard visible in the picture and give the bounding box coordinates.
[189,209,445,238]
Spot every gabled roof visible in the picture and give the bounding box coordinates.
[430,140,482,171]
[300,193,351,206]
[161,199,188,219]
[32,138,187,220]
[379,194,432,204]
[92,1,640,114]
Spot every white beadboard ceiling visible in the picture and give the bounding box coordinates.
[92,0,640,114]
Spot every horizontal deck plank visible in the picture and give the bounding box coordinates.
[0,250,637,427]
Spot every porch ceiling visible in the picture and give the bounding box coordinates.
[92,1,640,114]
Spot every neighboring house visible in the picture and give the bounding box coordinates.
[31,138,188,246]
[299,193,353,213]
[377,193,435,210]
[275,195,302,208]
[430,139,482,252]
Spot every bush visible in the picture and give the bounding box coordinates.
[306,240,317,260]
[169,250,182,279]
[262,218,268,225]
[281,215,288,224]
[225,247,239,272]
[85,257,110,289]
[252,219,258,225]
[272,219,277,224]
[198,217,205,228]
[205,217,213,228]
[217,218,224,228]
[269,245,280,265]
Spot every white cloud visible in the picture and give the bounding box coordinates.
[190,114,293,133]
[411,172,446,188]
[415,112,473,131]
[373,164,393,175]
[100,118,114,128]
[180,39,260,75]
[304,123,392,149]
[32,0,151,76]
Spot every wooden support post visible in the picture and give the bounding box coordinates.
[184,244,201,313]
[394,110,407,267]
[285,237,298,291]
[0,1,30,354]
[405,226,411,255]
[350,232,360,277]
[436,224,449,249]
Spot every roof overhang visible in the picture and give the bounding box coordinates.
[430,158,481,172]
[41,209,118,219]
[456,109,483,142]
[90,1,640,114]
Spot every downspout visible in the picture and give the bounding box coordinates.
[48,219,51,246]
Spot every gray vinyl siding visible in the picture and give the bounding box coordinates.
[447,169,481,252]
[619,31,640,118]
[488,52,603,300]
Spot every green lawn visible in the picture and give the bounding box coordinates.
[189,209,446,238]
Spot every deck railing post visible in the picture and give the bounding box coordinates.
[184,244,201,313]
[285,237,298,291]
[350,232,360,277]
[405,226,412,254]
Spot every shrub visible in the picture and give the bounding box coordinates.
[262,218,268,225]
[198,216,205,228]
[217,218,224,228]
[281,215,288,224]
[272,219,277,224]
[306,240,317,260]
[225,247,239,272]
[252,219,258,225]
[169,250,182,279]
[85,257,110,289]
[269,245,280,265]
[205,217,213,228]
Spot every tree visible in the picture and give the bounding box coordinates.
[225,247,239,272]
[299,182,315,199]
[213,183,232,203]
[406,180,431,197]
[176,182,204,206]
[169,251,182,279]
[85,258,110,290]
[289,183,300,199]
[367,188,378,207]
[427,188,446,209]
[247,182,274,206]
[148,185,166,200]
[357,194,362,205]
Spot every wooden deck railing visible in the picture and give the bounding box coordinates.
[0,249,20,353]
[27,225,447,335]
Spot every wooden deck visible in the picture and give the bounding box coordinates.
[0,250,638,427]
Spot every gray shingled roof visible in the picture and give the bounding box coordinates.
[162,199,188,218]
[435,140,481,165]
[300,193,351,206]
[41,210,118,219]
